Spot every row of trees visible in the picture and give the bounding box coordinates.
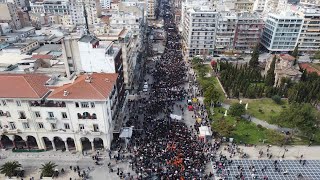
[0,161,57,178]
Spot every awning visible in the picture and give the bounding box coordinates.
[119,127,133,138]
[199,126,212,137]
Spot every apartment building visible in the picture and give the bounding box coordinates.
[147,0,156,20]
[100,0,111,9]
[2,40,39,54]
[0,2,22,30]
[69,0,101,25]
[0,73,121,151]
[297,8,320,52]
[261,12,303,53]
[300,0,320,8]
[234,12,264,52]
[30,0,70,15]
[181,2,218,58]
[235,0,254,12]
[215,11,237,53]
[252,0,266,12]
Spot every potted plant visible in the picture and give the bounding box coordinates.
[40,161,57,180]
[0,161,21,179]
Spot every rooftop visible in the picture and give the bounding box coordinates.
[279,54,296,61]
[0,74,50,99]
[48,73,118,100]
[0,53,32,66]
[78,35,99,44]
[32,44,61,54]
[299,63,320,75]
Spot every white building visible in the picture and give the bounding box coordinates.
[147,0,156,20]
[100,0,111,9]
[215,11,237,53]
[300,0,320,8]
[109,12,144,36]
[297,7,320,52]
[0,73,119,151]
[181,1,218,58]
[69,0,101,25]
[77,35,121,73]
[253,0,266,12]
[261,12,303,53]
[30,0,70,15]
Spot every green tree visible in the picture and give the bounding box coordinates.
[40,161,57,177]
[271,95,282,104]
[204,86,222,106]
[249,43,260,68]
[0,161,21,178]
[229,103,246,117]
[291,44,299,65]
[275,103,318,136]
[265,56,276,86]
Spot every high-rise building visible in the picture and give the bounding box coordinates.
[234,12,264,52]
[252,0,266,12]
[215,11,237,53]
[261,12,303,53]
[300,0,320,8]
[235,0,254,12]
[0,2,22,30]
[297,8,320,52]
[70,0,101,25]
[181,1,218,58]
[30,0,70,15]
[147,0,156,20]
[100,0,111,9]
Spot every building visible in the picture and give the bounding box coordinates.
[263,0,279,15]
[0,2,22,30]
[235,0,254,12]
[147,0,156,20]
[253,0,266,12]
[215,11,237,53]
[234,12,264,52]
[30,0,70,15]
[100,0,111,9]
[297,7,320,52]
[300,0,320,8]
[261,11,303,53]
[181,1,218,58]
[264,54,302,86]
[0,73,122,151]
[109,12,144,36]
[2,40,39,54]
[70,0,101,25]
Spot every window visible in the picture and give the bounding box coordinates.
[93,124,99,132]
[81,102,89,108]
[64,123,70,129]
[90,102,95,108]
[75,102,79,108]
[16,100,21,106]
[35,111,41,118]
[9,122,16,129]
[22,122,30,129]
[38,123,44,129]
[2,100,6,106]
[51,123,57,129]
[48,112,54,118]
[62,112,68,119]
[79,124,84,130]
[18,111,26,119]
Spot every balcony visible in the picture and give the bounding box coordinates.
[6,129,21,134]
[46,117,57,122]
[90,131,102,136]
[29,100,66,108]
[77,114,97,120]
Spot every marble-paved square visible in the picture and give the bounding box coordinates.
[219,160,320,180]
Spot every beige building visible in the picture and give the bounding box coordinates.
[147,0,156,20]
[235,0,254,12]
[0,2,22,30]
[264,54,302,86]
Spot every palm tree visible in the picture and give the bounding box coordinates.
[40,161,57,177]
[0,161,21,178]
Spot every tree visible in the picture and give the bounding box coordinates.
[291,44,299,65]
[271,95,282,104]
[40,161,57,177]
[204,86,222,106]
[249,43,260,68]
[0,161,21,178]
[229,103,246,117]
[275,103,318,136]
[265,56,276,86]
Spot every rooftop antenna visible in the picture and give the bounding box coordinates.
[83,1,90,35]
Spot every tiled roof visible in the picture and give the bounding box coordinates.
[279,54,295,61]
[32,54,53,59]
[48,73,118,100]
[299,63,320,76]
[0,74,50,99]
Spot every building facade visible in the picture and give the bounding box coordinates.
[233,12,264,52]
[234,0,254,12]
[215,11,237,53]
[69,0,101,25]
[181,3,218,58]
[147,0,156,20]
[0,2,22,30]
[0,73,121,151]
[297,8,320,52]
[261,12,303,53]
[30,0,70,15]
